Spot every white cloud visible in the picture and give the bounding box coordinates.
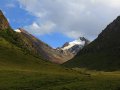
[95,0,120,8]
[18,0,120,40]
[24,21,56,35]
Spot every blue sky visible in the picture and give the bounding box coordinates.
[0,0,74,48]
[1,0,120,48]
[0,0,35,28]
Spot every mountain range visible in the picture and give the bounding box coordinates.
[0,10,89,64]
[0,9,120,71]
[15,28,89,64]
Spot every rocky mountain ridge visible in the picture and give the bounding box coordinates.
[0,10,10,30]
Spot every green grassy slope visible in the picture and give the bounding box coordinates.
[0,28,46,59]
[0,36,55,70]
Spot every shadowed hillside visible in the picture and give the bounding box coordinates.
[64,16,120,71]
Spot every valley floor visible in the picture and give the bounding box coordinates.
[0,68,120,90]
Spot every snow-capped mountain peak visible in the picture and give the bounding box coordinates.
[62,37,86,50]
[57,37,90,55]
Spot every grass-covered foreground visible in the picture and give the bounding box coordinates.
[0,69,120,90]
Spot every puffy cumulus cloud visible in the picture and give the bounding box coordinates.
[24,21,56,35]
[18,0,120,40]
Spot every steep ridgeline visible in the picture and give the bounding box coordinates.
[64,16,120,71]
[0,10,10,30]
[0,11,44,60]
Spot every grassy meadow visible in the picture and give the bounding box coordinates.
[0,31,120,90]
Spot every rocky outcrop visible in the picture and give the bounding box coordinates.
[0,10,10,30]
